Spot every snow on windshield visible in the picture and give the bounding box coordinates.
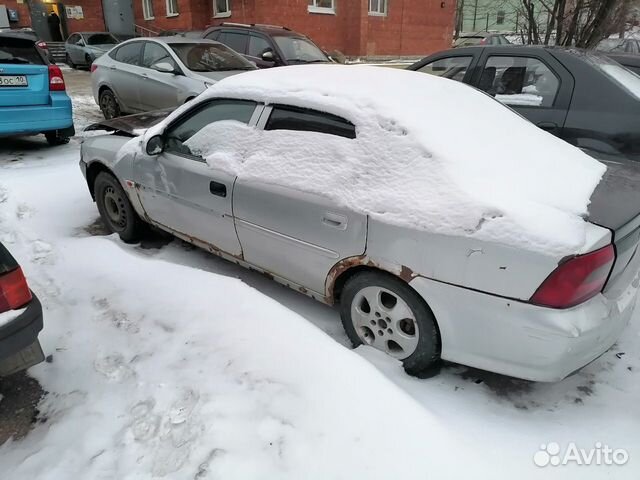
[149,65,607,256]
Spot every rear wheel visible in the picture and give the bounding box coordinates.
[94,172,145,243]
[99,89,121,120]
[65,53,76,69]
[340,271,441,376]
[44,130,70,146]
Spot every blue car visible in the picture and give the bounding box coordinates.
[0,32,74,145]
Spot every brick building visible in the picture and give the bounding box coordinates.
[0,0,455,56]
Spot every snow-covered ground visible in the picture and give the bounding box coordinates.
[0,73,639,479]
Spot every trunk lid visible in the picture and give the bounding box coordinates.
[588,159,640,289]
[0,35,49,107]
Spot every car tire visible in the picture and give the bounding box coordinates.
[99,89,121,120]
[94,172,145,243]
[340,271,441,377]
[44,130,70,146]
[66,53,76,69]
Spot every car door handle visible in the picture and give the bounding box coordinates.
[537,122,558,131]
[209,181,227,198]
[322,212,347,230]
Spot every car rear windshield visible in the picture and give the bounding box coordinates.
[455,36,483,46]
[586,53,640,100]
[169,43,255,72]
[86,33,118,46]
[0,243,18,276]
[273,36,328,63]
[0,36,43,65]
[596,39,626,52]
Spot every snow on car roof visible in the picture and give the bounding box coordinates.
[148,65,607,256]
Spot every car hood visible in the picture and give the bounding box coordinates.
[191,70,251,83]
[589,159,640,232]
[84,109,173,136]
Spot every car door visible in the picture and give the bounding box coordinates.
[67,34,83,63]
[233,105,367,295]
[108,41,146,112]
[471,49,574,135]
[139,41,183,110]
[246,34,277,68]
[133,99,261,257]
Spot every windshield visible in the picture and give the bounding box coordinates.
[273,36,328,63]
[169,43,255,72]
[596,39,626,52]
[86,33,118,46]
[0,38,43,64]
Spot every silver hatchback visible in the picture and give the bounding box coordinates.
[91,37,256,119]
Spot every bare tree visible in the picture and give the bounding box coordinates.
[518,0,636,47]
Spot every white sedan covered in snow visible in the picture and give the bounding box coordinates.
[79,65,640,381]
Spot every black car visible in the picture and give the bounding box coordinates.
[0,243,44,376]
[409,46,640,162]
[201,23,330,68]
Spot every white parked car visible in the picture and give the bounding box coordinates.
[80,65,640,381]
[91,37,256,119]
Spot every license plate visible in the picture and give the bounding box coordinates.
[0,75,28,87]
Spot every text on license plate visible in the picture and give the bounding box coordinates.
[0,75,28,87]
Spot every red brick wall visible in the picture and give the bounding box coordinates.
[129,0,454,55]
[65,0,107,33]
[2,0,33,28]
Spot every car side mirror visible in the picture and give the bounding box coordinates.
[261,50,275,61]
[152,62,177,74]
[146,135,164,155]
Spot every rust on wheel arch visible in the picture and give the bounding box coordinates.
[324,255,416,304]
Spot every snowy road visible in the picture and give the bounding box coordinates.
[0,72,638,479]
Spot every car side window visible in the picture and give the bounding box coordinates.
[247,35,272,58]
[416,56,472,82]
[112,42,143,66]
[164,100,258,157]
[67,34,78,44]
[218,31,248,54]
[265,105,356,139]
[480,56,560,108]
[142,42,177,70]
[204,30,220,41]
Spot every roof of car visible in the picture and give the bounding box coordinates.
[151,36,223,45]
[207,23,303,37]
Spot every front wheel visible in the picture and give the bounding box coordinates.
[340,271,441,376]
[94,172,145,243]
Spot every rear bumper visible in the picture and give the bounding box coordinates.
[0,292,44,366]
[0,93,74,137]
[409,271,638,382]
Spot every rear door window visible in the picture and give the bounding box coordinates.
[479,56,560,107]
[112,42,143,66]
[0,37,43,65]
[265,105,356,139]
[218,31,248,54]
[416,56,472,82]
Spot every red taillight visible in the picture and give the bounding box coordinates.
[36,40,48,50]
[48,64,66,91]
[0,268,32,313]
[530,245,615,309]
[90,64,98,73]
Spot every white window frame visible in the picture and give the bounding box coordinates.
[213,0,231,18]
[308,0,336,15]
[166,0,179,17]
[368,0,387,16]
[142,0,154,20]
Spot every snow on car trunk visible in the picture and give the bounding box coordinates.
[149,65,606,257]
[0,159,501,478]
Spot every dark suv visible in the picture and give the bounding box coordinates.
[201,23,330,68]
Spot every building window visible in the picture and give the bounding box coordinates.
[496,10,505,25]
[214,0,231,18]
[369,0,387,15]
[166,0,179,16]
[142,0,154,19]
[308,0,335,15]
